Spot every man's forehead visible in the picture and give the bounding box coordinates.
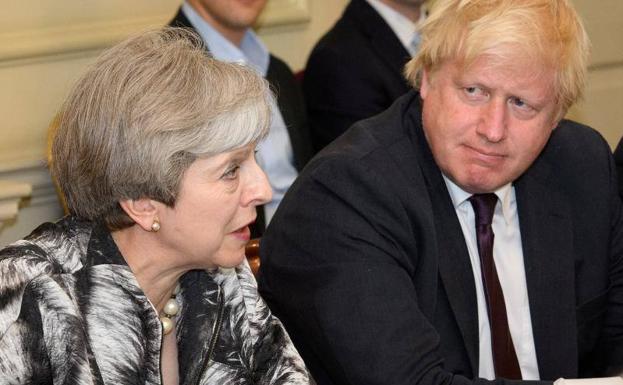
[450,54,555,92]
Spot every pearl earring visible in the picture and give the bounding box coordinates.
[151,219,161,232]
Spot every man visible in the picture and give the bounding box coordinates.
[170,0,313,236]
[616,138,623,197]
[259,0,623,384]
[303,0,426,153]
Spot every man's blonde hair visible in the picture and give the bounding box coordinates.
[405,0,590,116]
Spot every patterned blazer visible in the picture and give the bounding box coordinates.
[0,216,312,384]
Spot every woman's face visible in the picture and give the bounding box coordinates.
[157,143,271,269]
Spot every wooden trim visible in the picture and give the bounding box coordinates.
[0,16,166,63]
[0,159,59,206]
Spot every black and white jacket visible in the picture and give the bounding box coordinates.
[0,216,313,384]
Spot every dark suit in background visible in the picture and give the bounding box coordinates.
[615,137,623,197]
[170,9,313,236]
[258,91,623,384]
[303,0,412,153]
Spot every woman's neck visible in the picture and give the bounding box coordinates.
[111,226,183,313]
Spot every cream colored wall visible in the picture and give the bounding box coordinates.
[567,0,623,148]
[0,0,347,245]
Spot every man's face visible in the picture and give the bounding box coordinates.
[191,0,268,32]
[420,55,560,193]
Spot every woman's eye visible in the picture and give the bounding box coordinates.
[222,165,240,180]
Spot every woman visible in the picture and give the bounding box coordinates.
[0,28,312,384]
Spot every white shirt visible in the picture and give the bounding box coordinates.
[182,2,298,224]
[365,0,425,56]
[443,176,540,380]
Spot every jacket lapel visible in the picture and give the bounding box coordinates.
[429,180,480,374]
[350,0,412,86]
[407,104,480,373]
[176,271,223,384]
[515,160,578,379]
[372,93,479,372]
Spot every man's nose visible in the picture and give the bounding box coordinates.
[477,100,507,143]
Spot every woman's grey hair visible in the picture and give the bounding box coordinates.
[49,28,272,230]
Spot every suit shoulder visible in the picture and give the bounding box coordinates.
[268,55,295,77]
[547,120,611,161]
[555,119,606,141]
[533,120,615,192]
[615,137,623,160]
[0,218,89,293]
[306,20,372,71]
[308,92,421,174]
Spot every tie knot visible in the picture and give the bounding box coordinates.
[469,193,498,226]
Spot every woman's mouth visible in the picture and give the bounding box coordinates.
[230,220,254,242]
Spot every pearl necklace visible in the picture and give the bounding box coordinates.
[160,284,180,335]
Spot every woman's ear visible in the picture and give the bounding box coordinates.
[118,198,159,232]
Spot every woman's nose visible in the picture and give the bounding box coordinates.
[242,162,273,207]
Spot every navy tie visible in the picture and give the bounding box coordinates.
[469,193,522,379]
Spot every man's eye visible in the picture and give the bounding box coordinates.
[509,97,536,115]
[510,97,528,108]
[463,86,486,99]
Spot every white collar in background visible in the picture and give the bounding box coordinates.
[365,0,426,56]
[181,1,269,76]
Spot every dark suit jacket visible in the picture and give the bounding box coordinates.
[303,0,412,153]
[615,137,623,198]
[258,91,623,384]
[169,8,313,236]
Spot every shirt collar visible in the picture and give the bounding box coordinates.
[442,174,515,225]
[365,0,425,56]
[181,2,270,76]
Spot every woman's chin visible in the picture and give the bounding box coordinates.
[207,249,246,270]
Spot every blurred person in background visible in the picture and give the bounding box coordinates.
[304,0,426,152]
[170,0,313,236]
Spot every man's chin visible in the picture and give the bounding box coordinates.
[456,175,511,194]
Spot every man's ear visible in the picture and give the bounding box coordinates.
[420,68,431,99]
[118,198,159,232]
